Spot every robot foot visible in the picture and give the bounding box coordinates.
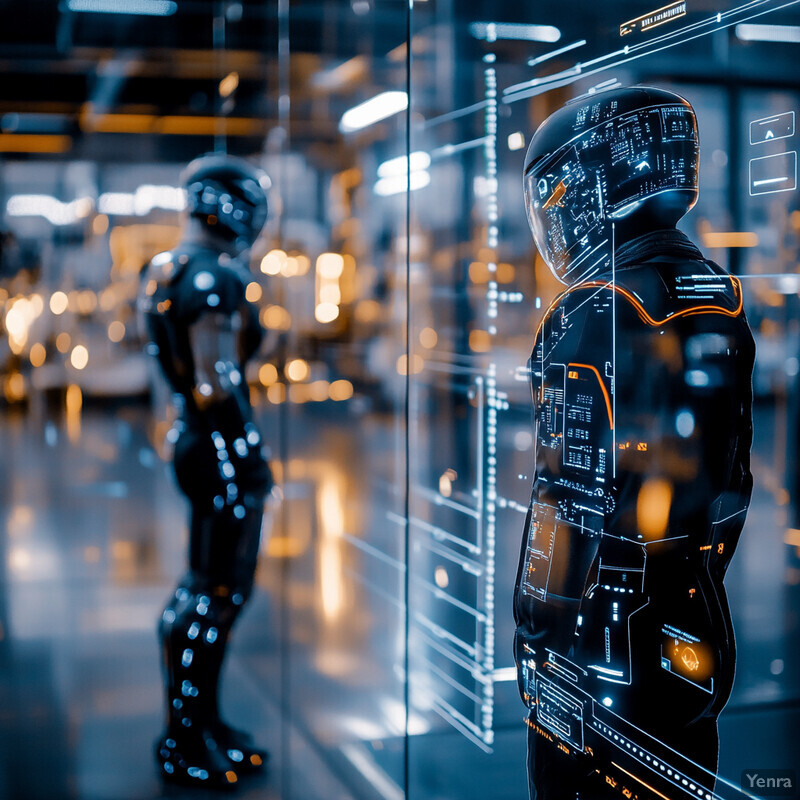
[155,733,244,790]
[211,722,269,772]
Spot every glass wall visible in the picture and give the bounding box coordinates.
[0,1,798,798]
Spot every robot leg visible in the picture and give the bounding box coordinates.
[156,576,251,788]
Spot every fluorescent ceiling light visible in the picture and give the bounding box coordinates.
[735,23,800,43]
[98,185,185,216]
[66,0,177,15]
[377,151,431,179]
[374,170,430,197]
[6,195,93,226]
[340,91,408,133]
[470,22,561,43]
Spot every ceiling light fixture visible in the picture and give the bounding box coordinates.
[735,23,800,43]
[66,0,178,16]
[470,22,561,43]
[340,91,408,133]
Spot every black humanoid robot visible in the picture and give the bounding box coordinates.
[139,154,272,789]
[513,87,754,800]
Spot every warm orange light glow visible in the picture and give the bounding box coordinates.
[266,535,306,558]
[610,763,673,800]
[469,261,490,284]
[245,281,262,302]
[286,359,310,382]
[543,179,568,210]
[319,283,341,304]
[419,327,438,348]
[497,262,516,283]
[76,290,97,315]
[289,383,310,403]
[80,113,266,137]
[260,249,286,275]
[258,363,278,386]
[81,112,156,133]
[434,566,449,588]
[29,343,46,367]
[329,380,353,401]
[56,332,72,353]
[702,231,759,249]
[637,478,673,539]
[219,71,239,98]
[0,134,72,153]
[315,302,339,324]
[318,472,346,621]
[108,321,125,343]
[317,253,345,280]
[267,382,286,404]
[355,299,381,323]
[294,254,311,275]
[469,329,491,352]
[785,528,800,547]
[92,214,110,236]
[71,345,89,370]
[309,380,330,402]
[439,468,457,498]
[261,305,291,330]
[396,354,424,375]
[4,372,25,403]
[66,383,82,442]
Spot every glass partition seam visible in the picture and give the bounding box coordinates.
[404,3,413,799]
[277,0,291,796]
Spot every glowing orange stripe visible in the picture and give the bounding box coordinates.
[533,273,742,417]
[535,274,743,342]
[611,761,674,800]
[543,180,568,210]
[0,134,72,153]
[583,275,743,327]
[569,362,614,430]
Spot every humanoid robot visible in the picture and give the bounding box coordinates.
[139,154,272,789]
[513,87,754,800]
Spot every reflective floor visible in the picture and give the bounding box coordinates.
[0,401,355,800]
[0,397,797,800]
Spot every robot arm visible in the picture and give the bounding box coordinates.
[187,309,245,410]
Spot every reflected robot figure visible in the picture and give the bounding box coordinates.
[139,154,272,789]
[513,88,754,800]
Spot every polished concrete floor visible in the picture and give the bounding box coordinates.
[0,402,356,800]
[0,398,797,800]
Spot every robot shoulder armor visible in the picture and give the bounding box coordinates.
[612,260,743,326]
[177,255,245,319]
[138,250,182,315]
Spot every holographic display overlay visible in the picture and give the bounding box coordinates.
[749,111,795,145]
[749,151,797,195]
[407,57,500,754]
[620,1,687,36]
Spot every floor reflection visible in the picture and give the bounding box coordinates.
[0,403,350,800]
[0,396,796,800]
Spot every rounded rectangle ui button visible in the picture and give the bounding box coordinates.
[749,151,797,196]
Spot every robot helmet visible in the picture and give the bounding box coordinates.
[523,86,699,285]
[182,153,270,250]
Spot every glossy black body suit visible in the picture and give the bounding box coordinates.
[139,154,272,789]
[514,88,754,800]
